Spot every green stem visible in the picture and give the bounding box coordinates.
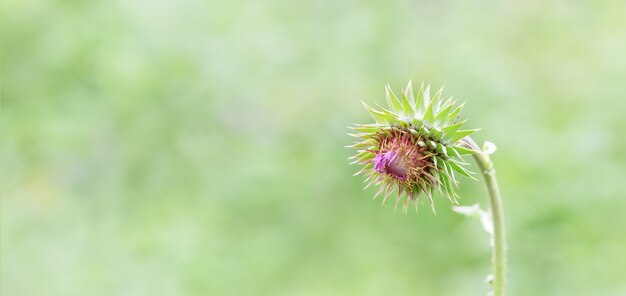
[464,137,507,296]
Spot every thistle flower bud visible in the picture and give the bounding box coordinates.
[348,82,478,213]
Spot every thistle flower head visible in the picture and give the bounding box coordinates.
[348,82,478,213]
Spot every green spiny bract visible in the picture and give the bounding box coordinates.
[348,82,478,213]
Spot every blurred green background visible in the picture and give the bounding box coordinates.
[3,0,626,295]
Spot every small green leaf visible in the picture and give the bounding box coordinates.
[440,159,456,184]
[400,86,415,116]
[415,82,426,114]
[430,128,442,141]
[431,87,444,106]
[423,100,435,125]
[422,84,431,106]
[377,104,401,123]
[438,169,456,200]
[446,145,463,159]
[349,150,374,160]
[436,143,448,157]
[449,158,470,166]
[447,129,480,144]
[352,163,374,176]
[448,160,476,179]
[345,139,376,148]
[347,132,375,139]
[349,150,374,164]
[437,170,449,193]
[404,80,415,102]
[434,100,454,126]
[351,124,386,133]
[441,120,466,139]
[385,84,403,113]
[361,101,390,123]
[445,103,465,126]
[452,145,476,155]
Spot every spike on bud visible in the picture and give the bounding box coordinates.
[348,82,479,212]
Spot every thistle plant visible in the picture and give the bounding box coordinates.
[348,82,507,296]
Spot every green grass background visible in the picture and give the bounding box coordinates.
[2,0,626,295]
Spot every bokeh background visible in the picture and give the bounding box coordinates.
[3,0,626,295]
